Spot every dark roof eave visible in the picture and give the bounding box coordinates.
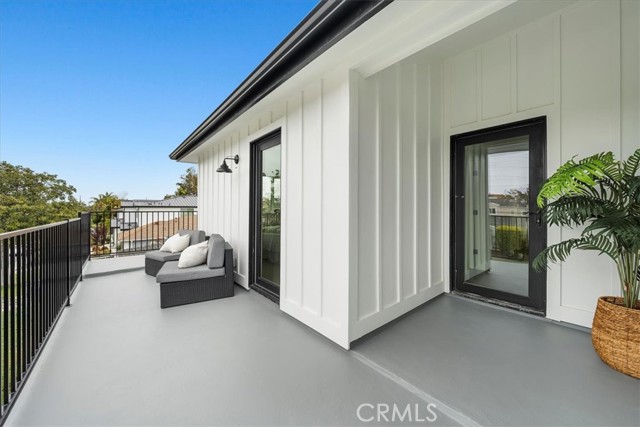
[170,0,392,161]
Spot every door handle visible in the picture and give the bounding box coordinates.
[524,210,542,225]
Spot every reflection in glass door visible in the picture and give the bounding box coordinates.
[250,131,281,299]
[451,118,547,313]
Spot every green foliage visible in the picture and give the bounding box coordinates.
[505,187,529,206]
[166,167,197,199]
[495,225,528,259]
[89,192,121,239]
[91,223,107,250]
[0,162,87,233]
[90,192,121,212]
[534,149,640,309]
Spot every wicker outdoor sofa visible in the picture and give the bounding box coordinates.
[144,229,206,276]
[155,234,235,308]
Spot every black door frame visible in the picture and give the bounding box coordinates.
[249,129,282,302]
[450,116,547,313]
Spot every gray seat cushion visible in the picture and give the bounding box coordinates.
[145,250,181,262]
[156,261,225,283]
[179,229,205,245]
[207,234,226,268]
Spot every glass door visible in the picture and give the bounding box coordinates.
[451,118,547,313]
[250,131,281,300]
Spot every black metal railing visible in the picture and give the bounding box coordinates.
[89,209,198,257]
[489,214,529,260]
[262,211,280,228]
[0,213,90,423]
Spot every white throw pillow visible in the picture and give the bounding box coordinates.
[178,241,209,268]
[160,233,190,254]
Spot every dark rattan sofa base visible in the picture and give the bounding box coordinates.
[159,246,235,308]
[160,276,234,308]
[145,258,164,277]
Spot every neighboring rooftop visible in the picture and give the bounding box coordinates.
[120,195,197,208]
[117,215,198,242]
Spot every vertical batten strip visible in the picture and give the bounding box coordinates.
[212,146,217,233]
[206,151,209,233]
[375,76,382,313]
[202,151,206,233]
[227,139,232,239]
[214,145,218,233]
[426,65,433,289]
[299,90,305,308]
[230,136,234,244]
[217,144,222,233]
[319,79,324,317]
[283,101,289,301]
[198,155,202,232]
[395,65,402,305]
[439,62,447,285]
[235,132,241,276]
[412,64,418,296]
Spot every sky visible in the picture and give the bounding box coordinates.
[488,151,529,195]
[0,0,317,203]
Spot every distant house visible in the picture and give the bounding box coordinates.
[116,215,198,252]
[112,195,197,231]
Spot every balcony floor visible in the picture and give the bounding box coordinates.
[6,258,640,426]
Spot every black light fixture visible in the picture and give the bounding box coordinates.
[217,155,239,173]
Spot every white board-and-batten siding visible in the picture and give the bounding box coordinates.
[191,0,638,347]
[442,0,639,327]
[350,63,446,341]
[197,70,351,348]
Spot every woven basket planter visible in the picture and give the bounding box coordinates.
[592,296,640,379]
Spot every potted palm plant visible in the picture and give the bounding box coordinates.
[534,149,640,378]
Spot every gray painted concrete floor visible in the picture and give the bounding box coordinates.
[467,260,528,296]
[83,255,146,277]
[6,265,458,427]
[352,295,640,427]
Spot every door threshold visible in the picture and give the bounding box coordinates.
[250,284,279,304]
[451,290,545,317]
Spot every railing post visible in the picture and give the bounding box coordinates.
[87,212,92,262]
[66,219,71,307]
[78,213,84,281]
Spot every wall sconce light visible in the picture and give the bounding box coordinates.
[216,155,239,173]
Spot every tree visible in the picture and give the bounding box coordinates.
[166,167,197,199]
[506,187,529,207]
[89,192,121,243]
[0,161,87,233]
[90,192,121,212]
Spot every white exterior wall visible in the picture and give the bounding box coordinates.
[441,0,639,327]
[350,0,638,338]
[197,69,351,348]
[350,63,446,341]
[189,0,638,347]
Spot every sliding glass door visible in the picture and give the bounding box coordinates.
[250,130,281,300]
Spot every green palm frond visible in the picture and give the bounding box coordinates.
[536,149,640,308]
[541,196,616,227]
[628,176,640,207]
[533,235,619,271]
[537,152,614,207]
[584,216,640,251]
[622,148,640,179]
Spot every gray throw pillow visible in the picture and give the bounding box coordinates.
[207,234,226,269]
